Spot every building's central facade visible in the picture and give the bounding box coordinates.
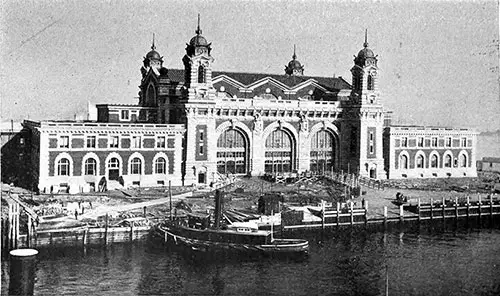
[116,24,387,186]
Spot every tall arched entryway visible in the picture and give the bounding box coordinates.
[216,129,249,175]
[310,130,336,174]
[264,129,294,173]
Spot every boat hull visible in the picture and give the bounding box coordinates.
[152,224,309,257]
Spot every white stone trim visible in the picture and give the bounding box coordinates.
[152,152,169,175]
[105,152,123,179]
[414,150,426,169]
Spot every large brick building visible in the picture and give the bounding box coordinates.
[2,22,477,193]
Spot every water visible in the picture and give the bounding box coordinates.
[2,225,500,295]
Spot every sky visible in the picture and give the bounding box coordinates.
[1,0,499,131]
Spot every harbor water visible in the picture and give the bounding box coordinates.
[2,224,500,295]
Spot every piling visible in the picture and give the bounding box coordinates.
[83,229,88,247]
[454,197,459,220]
[336,202,340,227]
[9,248,38,296]
[104,213,109,246]
[364,201,368,225]
[321,200,325,230]
[441,197,446,221]
[399,205,404,222]
[430,198,433,221]
[466,196,470,221]
[349,202,354,225]
[478,195,482,221]
[383,206,388,229]
[417,198,421,223]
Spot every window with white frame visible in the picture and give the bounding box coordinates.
[86,136,96,148]
[59,136,70,148]
[157,136,166,148]
[401,137,408,147]
[109,136,119,148]
[84,158,97,175]
[446,137,452,147]
[430,154,438,168]
[444,154,452,168]
[399,154,408,169]
[461,137,467,147]
[418,137,424,147]
[155,157,166,174]
[121,110,130,120]
[131,136,141,148]
[130,157,142,174]
[460,154,467,167]
[416,155,424,168]
[369,132,374,154]
[57,158,70,175]
[431,137,438,147]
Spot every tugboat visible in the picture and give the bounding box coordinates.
[153,190,309,257]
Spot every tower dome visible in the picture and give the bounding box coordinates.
[185,14,212,57]
[285,45,304,76]
[354,29,377,67]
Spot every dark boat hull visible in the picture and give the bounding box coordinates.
[152,224,309,257]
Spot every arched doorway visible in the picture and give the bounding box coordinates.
[107,157,120,181]
[216,129,248,175]
[310,130,336,174]
[264,129,294,174]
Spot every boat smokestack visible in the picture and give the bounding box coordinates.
[214,189,223,229]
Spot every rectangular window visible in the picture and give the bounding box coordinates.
[200,131,204,141]
[401,137,408,147]
[59,136,70,148]
[369,132,374,142]
[431,137,438,147]
[417,137,424,147]
[199,144,204,155]
[157,136,166,148]
[369,145,374,154]
[121,110,130,120]
[109,136,119,148]
[86,136,96,148]
[446,137,452,147]
[461,137,467,147]
[131,136,141,148]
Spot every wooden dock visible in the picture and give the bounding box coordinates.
[282,196,500,230]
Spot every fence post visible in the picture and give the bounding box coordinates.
[336,202,340,227]
[364,201,368,225]
[321,200,325,230]
[454,197,459,220]
[417,198,421,223]
[466,195,470,221]
[350,202,354,226]
[399,205,404,222]
[430,198,434,221]
[83,229,87,247]
[104,213,109,246]
[441,197,446,220]
[383,206,388,229]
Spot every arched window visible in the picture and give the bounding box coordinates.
[84,158,97,175]
[130,157,142,174]
[155,157,166,174]
[367,75,374,90]
[310,130,335,173]
[57,158,70,176]
[399,154,408,169]
[430,154,438,168]
[460,154,468,167]
[198,65,205,83]
[444,154,452,168]
[216,129,247,174]
[416,154,424,168]
[265,129,293,173]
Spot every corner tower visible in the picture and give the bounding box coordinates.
[344,30,386,179]
[182,14,216,100]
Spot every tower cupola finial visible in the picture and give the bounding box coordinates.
[151,33,156,50]
[195,13,202,35]
[363,29,369,48]
[292,44,297,60]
